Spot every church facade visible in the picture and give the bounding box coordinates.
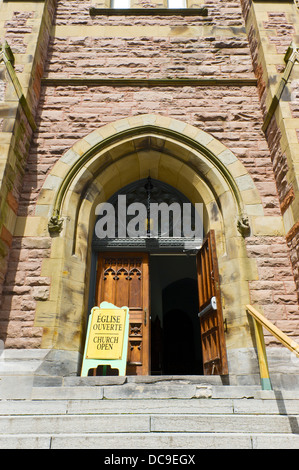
[0,0,299,388]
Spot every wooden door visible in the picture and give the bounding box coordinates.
[96,252,150,375]
[197,231,228,375]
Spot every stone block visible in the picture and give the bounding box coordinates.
[14,217,48,237]
[42,174,63,191]
[150,414,299,434]
[0,436,50,449]
[50,433,252,449]
[251,435,299,450]
[0,415,150,434]
[60,148,81,165]
[0,400,67,416]
[34,301,59,327]
[233,398,299,415]
[64,376,126,386]
[218,149,238,165]
[0,376,34,399]
[251,216,285,236]
[31,387,103,400]
[206,138,227,156]
[235,174,255,191]
[66,398,233,415]
[34,349,82,377]
[103,383,199,399]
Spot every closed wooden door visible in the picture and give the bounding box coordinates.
[197,231,228,375]
[96,252,150,375]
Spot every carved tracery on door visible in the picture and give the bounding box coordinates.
[96,253,150,375]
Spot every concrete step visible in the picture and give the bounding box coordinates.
[1,397,299,416]
[1,413,299,435]
[0,375,223,400]
[1,376,299,449]
[1,432,299,449]
[2,374,299,399]
[2,383,299,401]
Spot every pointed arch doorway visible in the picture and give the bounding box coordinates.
[91,178,228,376]
[37,115,261,380]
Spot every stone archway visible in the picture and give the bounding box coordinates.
[35,114,264,377]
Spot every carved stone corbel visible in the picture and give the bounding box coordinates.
[237,213,250,236]
[48,211,63,234]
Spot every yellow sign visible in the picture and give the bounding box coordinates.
[86,308,126,360]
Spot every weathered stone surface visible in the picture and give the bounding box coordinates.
[103,383,200,399]
[0,414,150,434]
[151,414,299,434]
[31,387,104,400]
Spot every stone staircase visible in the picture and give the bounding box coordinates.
[0,375,299,449]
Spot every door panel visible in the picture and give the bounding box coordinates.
[96,252,150,375]
[197,231,228,375]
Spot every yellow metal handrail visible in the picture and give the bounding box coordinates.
[246,305,299,390]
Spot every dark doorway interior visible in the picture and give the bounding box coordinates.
[150,255,203,375]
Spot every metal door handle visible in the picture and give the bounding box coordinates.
[198,296,217,318]
[144,308,147,326]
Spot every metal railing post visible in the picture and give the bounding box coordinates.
[252,318,272,390]
[246,304,299,391]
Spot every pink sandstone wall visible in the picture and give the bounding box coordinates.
[0,0,298,349]
[241,0,299,305]
[0,0,56,346]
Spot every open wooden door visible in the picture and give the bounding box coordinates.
[197,231,228,375]
[96,252,150,375]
